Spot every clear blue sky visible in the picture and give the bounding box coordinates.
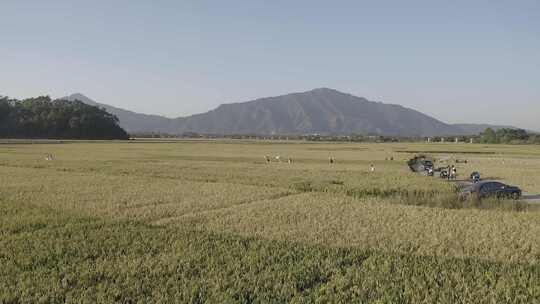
[1,0,539,130]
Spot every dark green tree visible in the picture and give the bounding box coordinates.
[481,128,497,143]
[0,96,129,139]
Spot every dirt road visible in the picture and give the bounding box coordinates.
[522,194,540,204]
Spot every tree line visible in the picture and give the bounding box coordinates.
[479,128,540,144]
[132,129,540,144]
[0,95,129,139]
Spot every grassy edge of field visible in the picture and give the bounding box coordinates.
[2,200,539,303]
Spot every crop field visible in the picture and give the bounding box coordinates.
[2,139,540,303]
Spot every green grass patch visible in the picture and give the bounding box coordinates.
[2,201,540,303]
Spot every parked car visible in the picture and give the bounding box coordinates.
[408,156,434,173]
[460,181,522,200]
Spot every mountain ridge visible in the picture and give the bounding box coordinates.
[64,89,520,136]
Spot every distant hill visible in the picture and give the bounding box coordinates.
[66,89,517,137]
[170,88,466,137]
[66,93,175,133]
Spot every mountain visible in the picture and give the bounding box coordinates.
[172,88,466,137]
[65,89,515,137]
[65,93,175,133]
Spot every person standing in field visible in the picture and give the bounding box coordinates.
[265,155,271,164]
[329,156,334,164]
[288,157,293,164]
[370,164,375,172]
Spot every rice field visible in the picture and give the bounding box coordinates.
[1,139,540,302]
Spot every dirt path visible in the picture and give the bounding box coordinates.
[522,194,540,204]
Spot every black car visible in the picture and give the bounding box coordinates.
[460,181,522,200]
[407,156,434,173]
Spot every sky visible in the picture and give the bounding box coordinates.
[1,0,539,130]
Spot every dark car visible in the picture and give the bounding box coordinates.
[460,181,522,200]
[408,156,434,173]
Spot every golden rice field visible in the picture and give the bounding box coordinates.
[1,139,540,303]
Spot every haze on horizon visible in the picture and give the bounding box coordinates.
[1,1,539,130]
